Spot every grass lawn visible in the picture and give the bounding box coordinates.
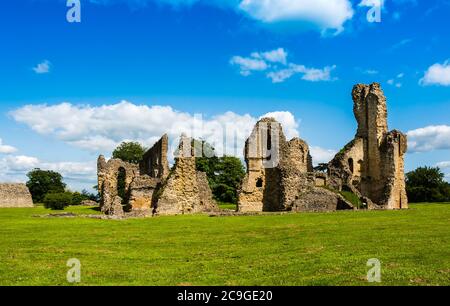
[0,203,449,286]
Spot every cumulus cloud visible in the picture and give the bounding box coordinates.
[10,102,305,159]
[0,154,96,187]
[229,56,268,76]
[89,0,354,33]
[420,61,450,86]
[407,125,450,152]
[0,139,17,154]
[239,0,354,33]
[231,48,336,83]
[260,111,299,139]
[32,60,51,74]
[310,146,337,164]
[437,161,450,169]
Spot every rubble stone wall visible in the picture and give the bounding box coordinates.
[329,83,408,209]
[140,134,170,180]
[0,183,34,208]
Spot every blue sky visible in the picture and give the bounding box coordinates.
[0,0,449,190]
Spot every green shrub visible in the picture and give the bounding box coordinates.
[43,192,73,210]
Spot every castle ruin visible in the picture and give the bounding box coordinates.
[97,134,218,217]
[97,82,407,217]
[238,83,408,212]
[327,83,408,209]
[238,118,354,212]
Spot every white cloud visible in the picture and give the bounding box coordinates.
[239,0,354,33]
[11,102,303,160]
[232,49,336,83]
[0,154,96,189]
[387,72,403,88]
[364,69,379,75]
[230,56,268,76]
[437,161,450,169]
[91,0,354,34]
[420,61,450,86]
[253,48,288,65]
[0,139,17,154]
[407,125,450,152]
[301,65,336,82]
[310,146,337,165]
[32,60,51,74]
[260,111,299,139]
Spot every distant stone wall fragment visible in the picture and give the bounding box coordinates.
[0,183,34,208]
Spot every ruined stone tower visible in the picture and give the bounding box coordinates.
[238,118,353,212]
[328,83,408,209]
[238,118,286,212]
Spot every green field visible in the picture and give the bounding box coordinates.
[0,204,449,286]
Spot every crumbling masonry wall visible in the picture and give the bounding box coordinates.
[98,134,217,217]
[156,135,217,215]
[140,134,170,180]
[97,156,142,216]
[328,83,408,209]
[238,118,353,213]
[0,183,34,208]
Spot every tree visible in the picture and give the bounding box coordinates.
[406,167,450,203]
[194,140,245,204]
[112,141,146,164]
[26,169,66,203]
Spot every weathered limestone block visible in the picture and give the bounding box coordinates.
[0,183,34,208]
[279,139,314,210]
[238,118,286,212]
[128,175,159,213]
[80,200,98,206]
[291,188,354,212]
[380,130,408,209]
[196,171,218,211]
[328,83,408,209]
[140,134,170,180]
[156,136,218,215]
[97,156,140,215]
[238,117,345,213]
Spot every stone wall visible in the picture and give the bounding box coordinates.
[238,118,352,213]
[0,183,34,208]
[328,83,408,209]
[156,136,217,215]
[140,134,170,180]
[97,155,141,216]
[238,118,286,212]
[98,134,217,217]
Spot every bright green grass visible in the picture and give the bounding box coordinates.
[0,204,449,286]
[217,202,237,211]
